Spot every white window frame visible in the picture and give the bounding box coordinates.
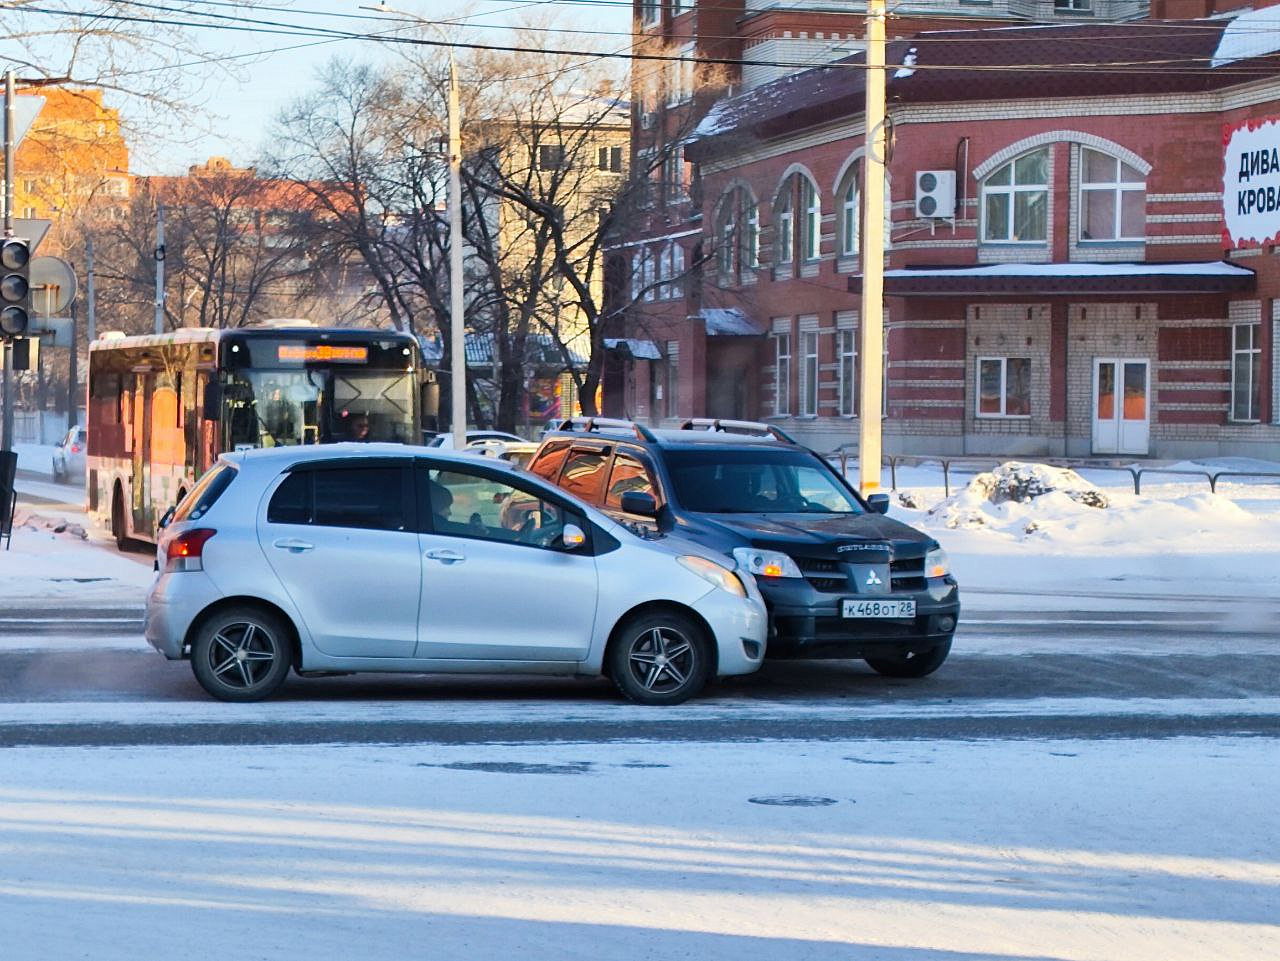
[776,191,794,265]
[1231,323,1262,423]
[668,243,685,299]
[837,327,856,416]
[773,332,792,415]
[666,341,680,418]
[802,178,821,260]
[642,247,656,302]
[976,356,1032,418]
[641,0,660,28]
[981,150,1049,245]
[840,181,859,257]
[798,330,819,416]
[745,199,760,267]
[1078,148,1145,243]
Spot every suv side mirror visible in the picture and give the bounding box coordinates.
[866,492,890,515]
[158,505,176,530]
[619,490,658,517]
[561,523,586,550]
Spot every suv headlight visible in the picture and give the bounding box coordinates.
[732,547,802,579]
[925,546,950,578]
[678,555,747,598]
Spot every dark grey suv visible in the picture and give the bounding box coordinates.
[526,418,960,678]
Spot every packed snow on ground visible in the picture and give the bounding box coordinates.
[0,736,1275,961]
[0,509,151,603]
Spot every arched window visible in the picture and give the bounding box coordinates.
[773,170,821,267]
[840,179,859,257]
[715,186,758,281]
[775,187,795,265]
[835,161,892,263]
[981,149,1049,243]
[1079,148,1145,242]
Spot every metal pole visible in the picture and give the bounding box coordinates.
[86,235,95,342]
[154,203,165,333]
[448,52,466,449]
[67,299,77,430]
[858,0,887,496]
[4,70,13,238]
[2,70,14,453]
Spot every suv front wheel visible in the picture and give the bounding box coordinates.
[609,611,710,706]
[864,638,952,678]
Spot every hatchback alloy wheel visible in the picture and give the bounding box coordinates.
[610,612,709,706]
[191,606,292,701]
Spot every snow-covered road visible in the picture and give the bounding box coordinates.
[1,737,1276,961]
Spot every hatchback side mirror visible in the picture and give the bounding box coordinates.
[619,490,658,517]
[158,505,176,530]
[866,492,891,515]
[561,523,586,550]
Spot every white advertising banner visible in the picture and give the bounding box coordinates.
[1223,116,1280,248]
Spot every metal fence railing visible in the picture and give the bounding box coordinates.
[825,448,1280,498]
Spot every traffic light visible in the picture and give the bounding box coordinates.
[0,237,31,341]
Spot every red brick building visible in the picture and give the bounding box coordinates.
[616,6,1280,460]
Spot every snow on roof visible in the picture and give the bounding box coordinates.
[700,308,765,337]
[894,47,918,80]
[884,262,1254,279]
[1211,9,1280,68]
[604,337,662,360]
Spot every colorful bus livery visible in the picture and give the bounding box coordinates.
[87,323,428,547]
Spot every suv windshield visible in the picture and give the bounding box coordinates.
[665,448,864,515]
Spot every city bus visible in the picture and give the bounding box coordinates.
[87,321,434,547]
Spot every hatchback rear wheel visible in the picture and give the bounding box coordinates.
[191,607,292,702]
[608,611,710,706]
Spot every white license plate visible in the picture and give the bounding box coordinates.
[842,599,916,619]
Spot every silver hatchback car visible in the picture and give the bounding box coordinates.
[145,444,767,704]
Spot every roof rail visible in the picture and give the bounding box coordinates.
[678,418,797,444]
[555,416,658,443]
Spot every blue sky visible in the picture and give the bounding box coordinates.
[127,2,631,174]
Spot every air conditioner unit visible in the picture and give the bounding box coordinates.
[915,170,956,219]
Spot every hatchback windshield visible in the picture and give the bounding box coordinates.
[665,449,864,514]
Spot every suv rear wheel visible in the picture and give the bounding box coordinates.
[608,611,710,706]
[864,638,952,678]
[191,606,292,702]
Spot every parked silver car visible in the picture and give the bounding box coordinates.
[51,425,86,483]
[145,444,767,704]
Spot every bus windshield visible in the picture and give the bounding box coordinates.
[222,367,415,448]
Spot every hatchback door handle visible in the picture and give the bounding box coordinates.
[273,538,315,553]
[424,548,465,563]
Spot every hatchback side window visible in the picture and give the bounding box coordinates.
[267,472,311,525]
[312,467,406,531]
[559,448,609,504]
[422,466,585,550]
[604,453,658,511]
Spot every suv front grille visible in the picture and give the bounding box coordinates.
[891,557,926,592]
[795,557,845,592]
[794,555,926,594]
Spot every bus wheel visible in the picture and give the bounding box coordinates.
[111,486,129,550]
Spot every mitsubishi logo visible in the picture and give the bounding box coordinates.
[866,570,883,586]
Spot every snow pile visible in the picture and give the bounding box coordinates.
[12,509,88,541]
[929,462,1109,530]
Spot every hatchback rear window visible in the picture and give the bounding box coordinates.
[172,463,237,523]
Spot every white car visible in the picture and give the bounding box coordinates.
[145,444,766,704]
[427,430,526,449]
[51,425,86,483]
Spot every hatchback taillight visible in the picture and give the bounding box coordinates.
[70,443,81,453]
[164,528,216,572]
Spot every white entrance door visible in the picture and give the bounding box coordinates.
[1092,358,1150,455]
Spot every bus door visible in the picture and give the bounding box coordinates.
[131,372,154,536]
